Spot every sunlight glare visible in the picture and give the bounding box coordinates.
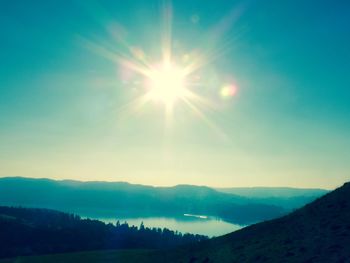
[81,1,239,139]
[148,63,187,105]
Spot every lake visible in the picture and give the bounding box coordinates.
[89,214,244,237]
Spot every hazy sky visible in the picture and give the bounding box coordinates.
[1,0,349,189]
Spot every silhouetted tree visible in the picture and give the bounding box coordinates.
[0,206,208,259]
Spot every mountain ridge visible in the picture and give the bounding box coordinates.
[0,176,330,191]
[0,177,286,225]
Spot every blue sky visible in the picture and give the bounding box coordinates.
[0,0,349,188]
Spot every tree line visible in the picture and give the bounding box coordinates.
[0,206,208,259]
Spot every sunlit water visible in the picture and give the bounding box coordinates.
[90,215,243,237]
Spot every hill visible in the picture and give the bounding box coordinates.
[150,181,350,262]
[0,177,285,224]
[0,250,153,263]
[216,187,328,210]
[217,186,328,198]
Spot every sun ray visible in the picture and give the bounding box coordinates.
[161,1,173,65]
[80,1,241,139]
[181,97,228,140]
[111,93,152,122]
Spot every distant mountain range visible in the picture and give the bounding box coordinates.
[0,177,327,225]
[216,186,328,198]
[216,187,328,210]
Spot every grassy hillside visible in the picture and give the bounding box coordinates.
[154,181,350,262]
[0,250,153,263]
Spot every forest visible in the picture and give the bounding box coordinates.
[0,206,207,259]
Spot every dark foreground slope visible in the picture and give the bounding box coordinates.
[152,181,350,263]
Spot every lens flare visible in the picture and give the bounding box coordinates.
[220,84,237,99]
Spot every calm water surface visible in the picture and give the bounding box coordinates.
[94,215,243,237]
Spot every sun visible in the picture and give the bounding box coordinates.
[147,62,188,106]
[81,1,238,138]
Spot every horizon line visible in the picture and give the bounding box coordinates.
[0,175,335,190]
